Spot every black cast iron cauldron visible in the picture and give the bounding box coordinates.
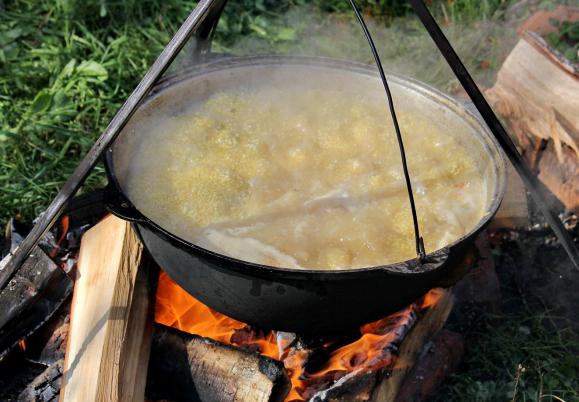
[104,55,506,333]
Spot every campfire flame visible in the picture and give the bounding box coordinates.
[155,272,279,358]
[155,271,443,401]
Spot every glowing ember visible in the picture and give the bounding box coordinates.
[155,271,443,401]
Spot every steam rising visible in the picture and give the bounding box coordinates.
[208,4,522,93]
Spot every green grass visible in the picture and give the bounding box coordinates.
[0,0,196,220]
[434,308,579,401]
[545,19,579,63]
[430,229,579,402]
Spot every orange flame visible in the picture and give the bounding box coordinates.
[155,271,279,359]
[50,215,69,258]
[155,271,443,401]
[18,339,26,352]
[283,288,445,400]
[419,287,444,309]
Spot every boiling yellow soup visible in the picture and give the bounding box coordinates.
[126,85,487,270]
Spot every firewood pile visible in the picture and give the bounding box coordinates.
[60,214,461,402]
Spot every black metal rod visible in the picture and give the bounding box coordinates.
[0,0,227,290]
[408,0,579,270]
[348,0,426,262]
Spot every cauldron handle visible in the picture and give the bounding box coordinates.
[103,184,147,224]
[349,0,426,263]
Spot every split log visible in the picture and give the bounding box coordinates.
[486,36,578,158]
[146,324,290,402]
[60,215,155,402]
[486,8,579,212]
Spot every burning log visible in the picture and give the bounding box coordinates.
[154,270,454,402]
[371,289,453,401]
[0,190,108,361]
[283,290,453,401]
[18,359,64,402]
[147,325,290,402]
[24,302,70,366]
[60,215,156,402]
[6,304,70,401]
[0,246,60,330]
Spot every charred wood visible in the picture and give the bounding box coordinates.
[0,246,64,330]
[17,359,63,402]
[24,302,70,366]
[0,246,72,360]
[0,350,46,401]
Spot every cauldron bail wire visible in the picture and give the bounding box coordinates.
[348,0,427,264]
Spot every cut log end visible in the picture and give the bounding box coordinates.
[146,325,290,402]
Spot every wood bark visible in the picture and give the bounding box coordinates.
[60,215,155,402]
[393,330,464,402]
[146,325,290,402]
[17,359,63,402]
